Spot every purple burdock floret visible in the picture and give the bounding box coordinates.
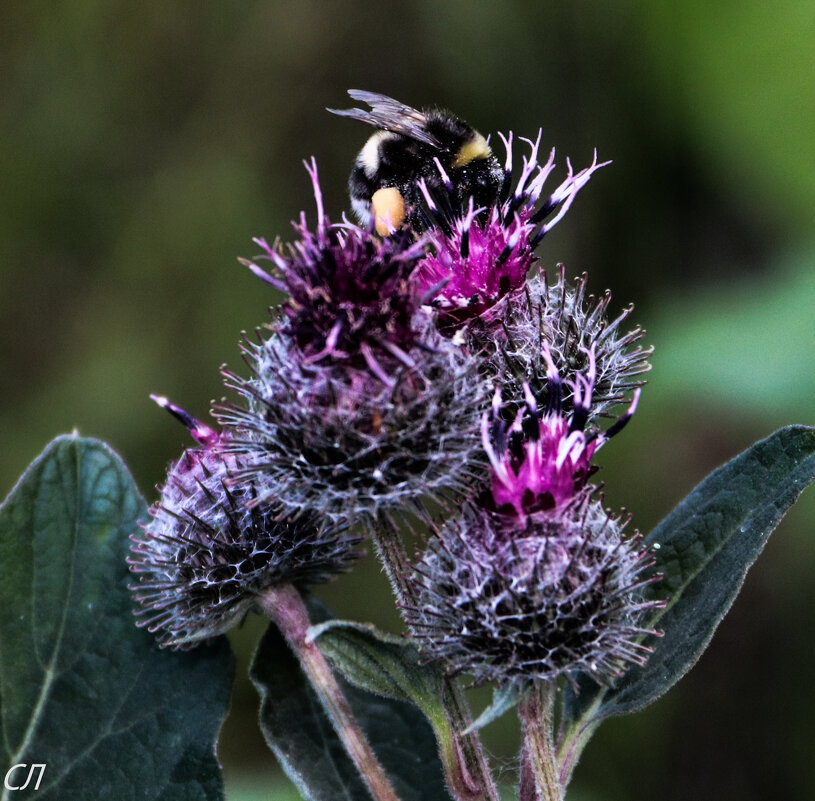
[481,346,639,519]
[242,159,429,383]
[128,396,362,648]
[414,134,607,327]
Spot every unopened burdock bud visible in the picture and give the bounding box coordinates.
[129,397,361,648]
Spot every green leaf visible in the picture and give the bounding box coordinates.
[252,605,449,801]
[0,435,234,801]
[251,613,364,801]
[463,683,520,735]
[562,425,815,735]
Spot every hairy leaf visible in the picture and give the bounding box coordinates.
[561,426,815,751]
[0,436,234,801]
[307,620,445,724]
[463,684,520,735]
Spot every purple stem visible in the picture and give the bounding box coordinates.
[259,584,401,801]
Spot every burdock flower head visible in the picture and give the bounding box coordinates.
[408,497,660,686]
[414,135,607,327]
[216,162,488,530]
[129,397,361,648]
[405,357,660,687]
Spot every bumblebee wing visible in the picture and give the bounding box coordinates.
[327,90,442,149]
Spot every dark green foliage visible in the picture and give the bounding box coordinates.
[308,620,446,719]
[0,436,234,801]
[563,425,815,736]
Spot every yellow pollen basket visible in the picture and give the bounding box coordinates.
[371,187,406,235]
[451,133,491,168]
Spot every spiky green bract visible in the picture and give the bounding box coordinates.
[405,494,660,687]
[469,267,651,426]
[216,319,488,531]
[129,431,362,649]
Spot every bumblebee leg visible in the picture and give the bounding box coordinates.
[371,187,406,235]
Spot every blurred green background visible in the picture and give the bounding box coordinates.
[2,2,813,800]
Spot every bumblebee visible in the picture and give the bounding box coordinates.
[328,90,505,235]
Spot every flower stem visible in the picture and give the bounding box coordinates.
[518,743,537,801]
[258,584,401,801]
[371,521,500,801]
[519,680,562,801]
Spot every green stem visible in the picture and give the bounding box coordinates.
[371,521,500,801]
[519,681,562,801]
[555,694,604,789]
[259,584,401,801]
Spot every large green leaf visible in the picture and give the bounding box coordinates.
[251,605,449,801]
[561,426,815,758]
[0,435,234,801]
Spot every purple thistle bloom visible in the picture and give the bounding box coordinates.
[404,347,657,687]
[415,135,607,326]
[405,494,662,686]
[481,347,639,520]
[242,160,430,381]
[129,396,362,648]
[482,346,639,521]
